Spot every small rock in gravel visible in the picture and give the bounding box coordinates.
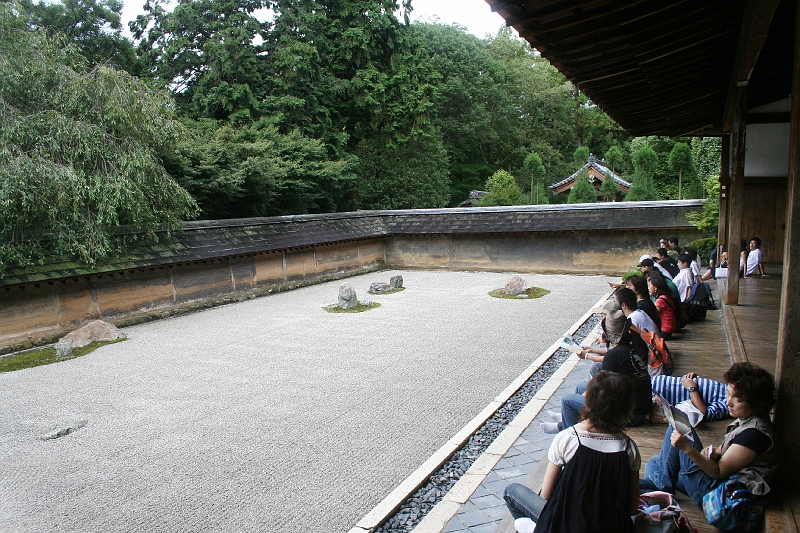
[41,420,87,440]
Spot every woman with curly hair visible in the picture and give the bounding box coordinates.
[504,371,640,533]
[641,363,776,505]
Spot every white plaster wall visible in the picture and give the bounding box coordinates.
[745,122,791,177]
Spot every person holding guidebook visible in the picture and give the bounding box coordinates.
[640,363,776,507]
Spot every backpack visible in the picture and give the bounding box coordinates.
[687,282,716,321]
[629,324,674,377]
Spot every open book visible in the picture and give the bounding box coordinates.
[653,394,697,442]
[558,335,583,355]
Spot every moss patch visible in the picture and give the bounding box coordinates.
[322,302,382,313]
[0,338,128,373]
[488,287,550,299]
[370,287,405,295]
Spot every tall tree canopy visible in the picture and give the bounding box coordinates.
[0,2,197,273]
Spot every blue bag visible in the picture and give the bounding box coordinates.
[702,475,768,531]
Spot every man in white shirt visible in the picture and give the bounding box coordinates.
[673,255,695,302]
[616,287,658,332]
[745,237,769,277]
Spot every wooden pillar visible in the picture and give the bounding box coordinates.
[718,135,731,258]
[774,0,800,485]
[725,87,747,305]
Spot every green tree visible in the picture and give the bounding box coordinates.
[0,4,197,274]
[567,169,596,204]
[624,171,659,201]
[599,172,620,201]
[668,142,694,200]
[478,170,527,206]
[687,175,720,236]
[132,0,269,123]
[19,0,139,73]
[524,152,547,204]
[573,146,590,167]
[691,137,722,198]
[633,144,658,190]
[411,23,513,204]
[604,145,625,177]
[164,119,355,218]
[356,132,450,210]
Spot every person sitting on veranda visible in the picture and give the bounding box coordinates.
[640,363,776,507]
[620,280,661,334]
[614,282,661,335]
[745,237,770,278]
[505,371,641,533]
[651,372,730,423]
[541,310,652,434]
[673,254,695,303]
[647,272,678,339]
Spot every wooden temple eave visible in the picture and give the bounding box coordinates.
[722,0,783,132]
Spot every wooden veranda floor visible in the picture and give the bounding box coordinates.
[627,274,799,533]
[626,283,732,533]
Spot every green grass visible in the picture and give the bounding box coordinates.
[488,287,551,299]
[322,302,382,313]
[0,338,128,373]
[369,287,405,295]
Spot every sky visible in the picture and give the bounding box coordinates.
[120,0,512,39]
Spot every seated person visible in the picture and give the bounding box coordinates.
[673,254,695,303]
[655,248,680,279]
[542,310,652,434]
[642,265,680,305]
[651,372,730,423]
[505,371,640,533]
[641,363,776,507]
[647,272,677,339]
[683,247,703,283]
[701,246,719,281]
[617,285,659,334]
[667,236,680,260]
[639,255,673,281]
[625,275,661,333]
[745,237,770,278]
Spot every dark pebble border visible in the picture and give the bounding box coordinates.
[375,314,602,533]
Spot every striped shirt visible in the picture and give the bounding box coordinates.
[650,376,730,422]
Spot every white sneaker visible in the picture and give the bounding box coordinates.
[515,517,536,533]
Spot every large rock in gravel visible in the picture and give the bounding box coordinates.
[504,275,527,295]
[338,283,358,309]
[60,320,127,349]
[390,275,403,288]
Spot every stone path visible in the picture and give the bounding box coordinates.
[0,270,612,533]
[440,359,594,533]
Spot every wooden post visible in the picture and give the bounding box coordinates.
[725,87,747,305]
[774,0,800,485]
[718,135,731,259]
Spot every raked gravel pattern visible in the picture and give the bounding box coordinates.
[0,270,614,533]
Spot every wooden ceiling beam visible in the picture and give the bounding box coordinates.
[722,0,782,131]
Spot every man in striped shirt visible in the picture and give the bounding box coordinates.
[651,372,729,422]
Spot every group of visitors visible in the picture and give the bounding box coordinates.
[503,237,777,533]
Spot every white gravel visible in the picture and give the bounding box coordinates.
[0,270,614,533]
